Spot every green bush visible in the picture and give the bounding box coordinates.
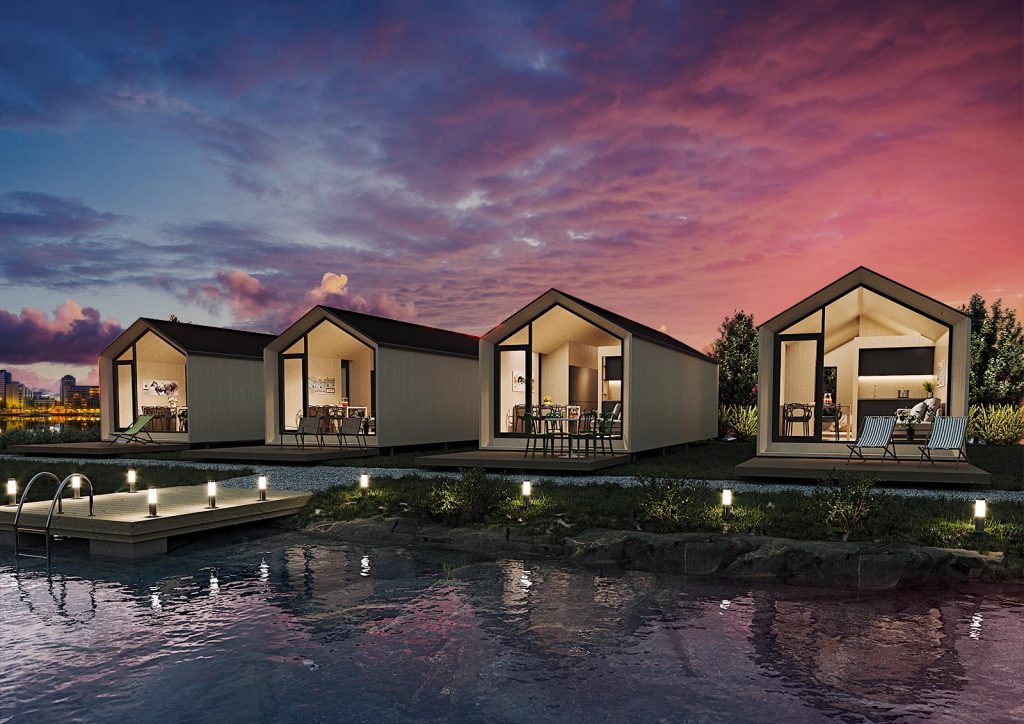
[968,404,1024,445]
[0,425,101,450]
[719,404,758,440]
[811,471,876,541]
[427,467,513,525]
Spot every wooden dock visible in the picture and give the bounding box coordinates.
[733,456,991,486]
[8,441,189,457]
[416,449,631,473]
[0,486,311,559]
[181,445,378,464]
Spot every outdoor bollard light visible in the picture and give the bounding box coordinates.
[359,474,370,496]
[722,488,733,521]
[974,499,986,534]
[6,478,16,507]
[147,487,158,517]
[207,481,218,509]
[128,469,137,493]
[257,475,268,501]
[71,474,82,499]
[522,480,532,506]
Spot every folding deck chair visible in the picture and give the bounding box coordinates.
[108,414,156,445]
[282,416,324,448]
[846,415,899,463]
[918,416,969,467]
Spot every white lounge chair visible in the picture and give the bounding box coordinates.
[918,416,969,466]
[846,415,898,463]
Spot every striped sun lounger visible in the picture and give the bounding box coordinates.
[846,415,898,463]
[918,416,969,466]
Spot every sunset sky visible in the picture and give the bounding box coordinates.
[1,0,1021,392]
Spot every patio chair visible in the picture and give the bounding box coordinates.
[524,412,553,458]
[595,412,617,455]
[783,403,813,437]
[108,414,157,445]
[918,416,969,467]
[282,416,323,449]
[570,410,599,457]
[333,416,366,449]
[846,415,898,463]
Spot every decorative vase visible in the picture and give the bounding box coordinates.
[906,428,916,441]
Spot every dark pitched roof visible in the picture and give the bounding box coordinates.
[319,306,479,358]
[552,290,716,363]
[141,319,275,359]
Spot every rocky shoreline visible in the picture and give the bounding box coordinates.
[307,516,1021,590]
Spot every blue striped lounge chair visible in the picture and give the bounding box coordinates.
[846,415,898,463]
[918,416,969,466]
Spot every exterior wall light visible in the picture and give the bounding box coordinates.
[974,499,986,534]
[71,474,82,499]
[147,487,158,517]
[257,475,268,501]
[722,488,733,521]
[207,481,217,509]
[6,478,16,506]
[128,469,137,493]
[522,480,532,506]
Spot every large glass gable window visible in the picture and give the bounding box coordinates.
[495,306,623,436]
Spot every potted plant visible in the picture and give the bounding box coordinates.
[541,395,553,406]
[895,408,920,440]
[922,380,935,397]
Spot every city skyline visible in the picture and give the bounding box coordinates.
[1,0,1021,393]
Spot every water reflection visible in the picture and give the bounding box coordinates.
[1,530,1021,723]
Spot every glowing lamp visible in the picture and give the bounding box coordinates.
[147,487,158,517]
[128,469,137,493]
[722,488,733,521]
[71,474,82,499]
[257,475,268,501]
[522,480,532,506]
[207,481,217,509]
[359,474,370,495]
[7,478,16,507]
[974,499,986,534]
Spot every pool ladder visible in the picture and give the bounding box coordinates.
[12,472,94,564]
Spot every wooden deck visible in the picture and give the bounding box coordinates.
[7,441,189,457]
[0,486,311,559]
[181,445,378,464]
[416,449,631,473]
[734,456,991,486]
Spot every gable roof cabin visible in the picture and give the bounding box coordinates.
[264,306,480,448]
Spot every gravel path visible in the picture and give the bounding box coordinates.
[2,453,1021,503]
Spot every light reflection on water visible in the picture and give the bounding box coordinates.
[0,530,1022,723]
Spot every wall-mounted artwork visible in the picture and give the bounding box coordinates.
[936,361,946,388]
[309,376,337,394]
[142,380,179,396]
[512,370,527,392]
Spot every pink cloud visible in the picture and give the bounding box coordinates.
[0,301,122,366]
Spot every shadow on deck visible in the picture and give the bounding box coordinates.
[7,442,189,457]
[181,445,379,464]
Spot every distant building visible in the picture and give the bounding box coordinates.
[64,385,100,410]
[31,391,57,410]
[3,381,28,409]
[60,375,76,406]
[0,369,11,408]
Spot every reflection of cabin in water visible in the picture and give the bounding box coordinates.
[99,318,275,445]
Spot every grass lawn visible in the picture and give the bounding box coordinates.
[0,460,252,503]
[301,470,1024,555]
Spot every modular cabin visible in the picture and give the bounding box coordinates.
[755,267,970,458]
[263,306,480,449]
[99,319,275,445]
[478,289,719,455]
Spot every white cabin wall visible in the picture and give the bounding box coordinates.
[186,356,265,444]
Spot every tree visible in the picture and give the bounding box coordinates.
[710,311,758,406]
[960,294,1024,406]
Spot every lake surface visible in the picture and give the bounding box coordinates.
[1,529,1022,723]
[0,416,99,434]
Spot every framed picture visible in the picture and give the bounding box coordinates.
[512,370,527,392]
[936,360,946,388]
[309,376,336,394]
[142,380,179,396]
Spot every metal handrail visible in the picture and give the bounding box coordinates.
[13,471,95,563]
[46,474,96,529]
[13,472,61,530]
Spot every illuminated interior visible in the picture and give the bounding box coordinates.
[495,305,623,435]
[776,287,950,441]
[279,320,375,433]
[114,331,187,432]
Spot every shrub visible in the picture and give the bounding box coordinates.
[427,467,512,525]
[719,404,758,440]
[811,471,876,541]
[0,425,101,450]
[968,404,1024,445]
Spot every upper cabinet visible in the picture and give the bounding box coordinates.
[858,347,934,376]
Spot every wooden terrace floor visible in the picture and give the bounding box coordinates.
[181,445,378,463]
[415,449,631,473]
[7,441,189,457]
[0,486,311,559]
[734,456,991,486]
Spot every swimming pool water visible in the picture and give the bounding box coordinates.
[1,529,1022,722]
